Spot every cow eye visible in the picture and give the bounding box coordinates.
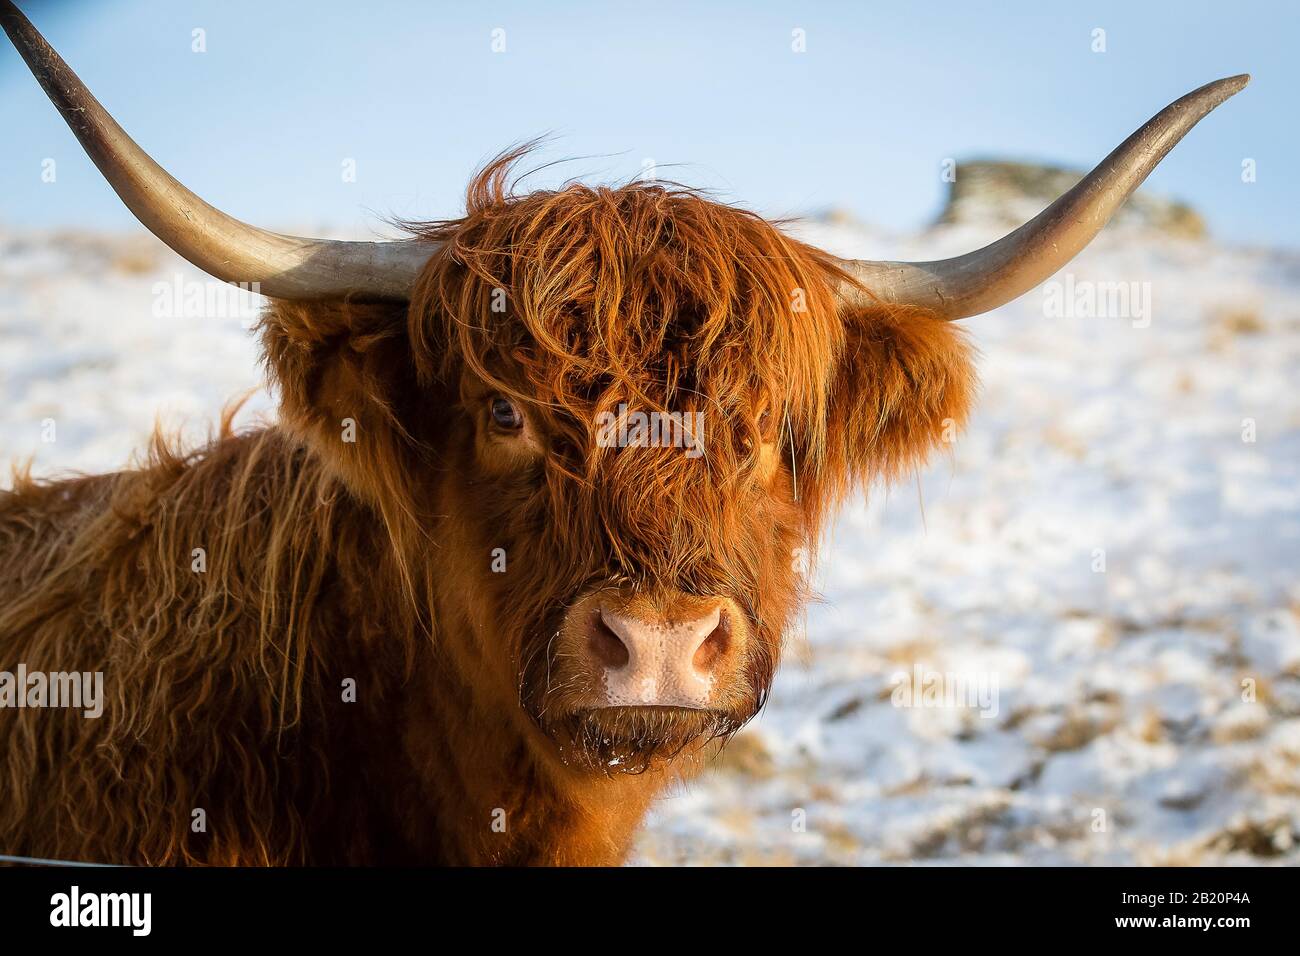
[489,396,525,431]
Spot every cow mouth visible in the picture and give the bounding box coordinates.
[547,705,746,775]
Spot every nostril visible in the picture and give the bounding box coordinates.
[692,612,731,674]
[590,610,630,669]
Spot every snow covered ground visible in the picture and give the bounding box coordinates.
[2,216,1298,865]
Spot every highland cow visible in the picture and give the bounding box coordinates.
[0,2,1246,864]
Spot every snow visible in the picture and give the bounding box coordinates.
[2,217,1298,865]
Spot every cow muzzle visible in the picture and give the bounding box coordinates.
[555,590,750,712]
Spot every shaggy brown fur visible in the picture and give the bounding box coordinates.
[0,152,976,865]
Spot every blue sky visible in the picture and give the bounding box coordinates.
[1,0,1294,248]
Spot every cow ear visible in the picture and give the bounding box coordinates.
[827,305,978,487]
[259,298,436,503]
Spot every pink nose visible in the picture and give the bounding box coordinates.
[587,603,734,708]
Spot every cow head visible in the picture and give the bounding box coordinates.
[263,154,977,772]
[2,1,1246,773]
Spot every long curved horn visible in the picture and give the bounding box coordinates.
[838,75,1249,319]
[1,0,435,301]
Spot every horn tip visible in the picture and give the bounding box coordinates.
[1216,73,1251,95]
[1185,74,1250,114]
